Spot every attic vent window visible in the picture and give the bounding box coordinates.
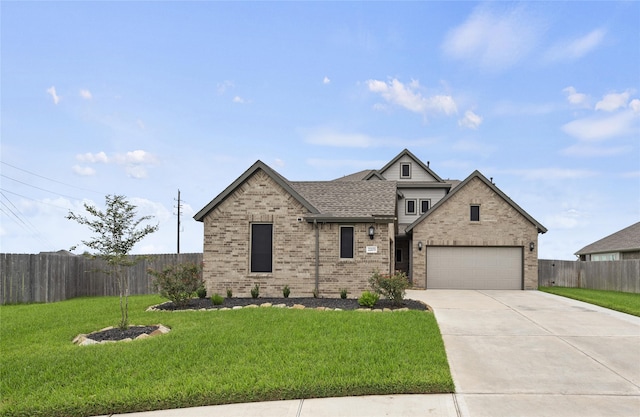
[470,205,480,222]
[400,163,411,178]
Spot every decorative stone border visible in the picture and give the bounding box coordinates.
[72,324,171,346]
[146,302,411,313]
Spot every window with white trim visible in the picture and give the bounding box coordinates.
[419,199,431,214]
[400,163,411,178]
[406,199,417,215]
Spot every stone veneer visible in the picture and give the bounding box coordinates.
[202,169,393,298]
[410,177,541,290]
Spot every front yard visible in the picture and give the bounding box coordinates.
[0,295,453,417]
[539,286,640,316]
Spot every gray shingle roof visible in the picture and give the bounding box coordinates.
[575,222,640,255]
[291,181,397,219]
[332,170,377,182]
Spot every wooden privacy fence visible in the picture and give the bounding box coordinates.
[0,253,203,304]
[539,259,640,293]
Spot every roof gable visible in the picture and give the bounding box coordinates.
[576,221,640,255]
[193,161,318,221]
[378,149,444,182]
[405,170,547,234]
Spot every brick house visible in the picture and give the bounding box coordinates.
[194,149,547,297]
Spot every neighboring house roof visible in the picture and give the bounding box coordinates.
[291,181,397,221]
[194,160,397,223]
[377,148,445,182]
[575,222,640,255]
[405,170,548,234]
[194,160,318,221]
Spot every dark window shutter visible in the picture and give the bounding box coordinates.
[340,227,354,259]
[251,224,273,273]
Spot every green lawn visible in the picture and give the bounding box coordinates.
[0,295,453,417]
[539,286,640,317]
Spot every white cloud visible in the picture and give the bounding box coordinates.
[136,119,145,129]
[561,144,631,157]
[563,86,589,107]
[306,130,377,148]
[442,4,540,71]
[595,91,631,112]
[307,158,387,170]
[233,96,246,104]
[630,99,640,113]
[76,151,109,163]
[79,89,92,100]
[46,86,60,104]
[72,165,96,176]
[114,150,158,165]
[125,166,149,179]
[366,78,457,116]
[217,80,234,95]
[304,127,437,148]
[458,110,483,129]
[323,76,331,84]
[562,111,639,141]
[273,158,285,168]
[545,28,605,62]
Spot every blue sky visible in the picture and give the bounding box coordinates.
[1,1,638,260]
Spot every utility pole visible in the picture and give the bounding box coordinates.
[176,189,181,255]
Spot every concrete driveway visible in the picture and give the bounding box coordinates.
[407,289,640,417]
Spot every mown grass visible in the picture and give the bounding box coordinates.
[0,295,453,417]
[539,286,640,316]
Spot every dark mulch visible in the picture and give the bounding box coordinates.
[87,325,159,342]
[154,297,428,311]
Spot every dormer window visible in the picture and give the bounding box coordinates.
[400,163,411,179]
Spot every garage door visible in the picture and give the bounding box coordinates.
[426,247,522,290]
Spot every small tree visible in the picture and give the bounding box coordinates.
[67,195,158,329]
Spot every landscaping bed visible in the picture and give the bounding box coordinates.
[152,296,429,311]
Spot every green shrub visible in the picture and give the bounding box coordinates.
[369,270,410,306]
[196,285,207,299]
[211,293,224,305]
[283,285,291,298]
[251,284,260,299]
[226,288,233,298]
[148,263,203,307]
[358,291,379,308]
[340,288,348,299]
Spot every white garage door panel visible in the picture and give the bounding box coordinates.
[427,247,522,290]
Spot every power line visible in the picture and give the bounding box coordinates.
[1,174,82,201]
[0,192,56,250]
[0,161,105,195]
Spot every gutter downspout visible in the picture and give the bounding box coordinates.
[314,219,319,295]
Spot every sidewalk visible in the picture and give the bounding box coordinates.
[102,394,459,416]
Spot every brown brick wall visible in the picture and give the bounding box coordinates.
[202,169,392,298]
[411,177,541,289]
